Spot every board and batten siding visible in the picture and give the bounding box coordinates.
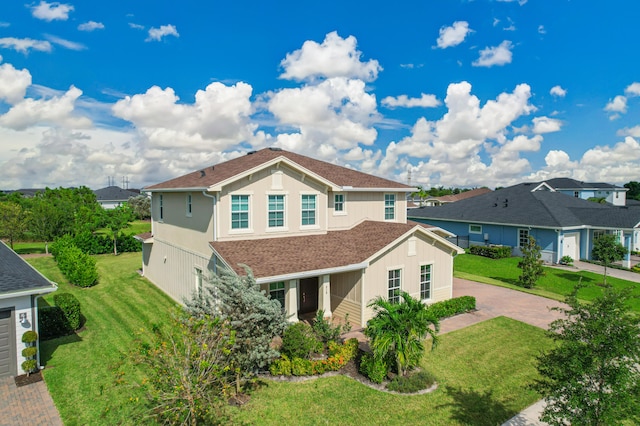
[361,232,455,324]
[329,270,362,327]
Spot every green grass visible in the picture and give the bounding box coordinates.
[13,241,48,254]
[28,253,178,425]
[94,219,151,237]
[231,317,552,425]
[455,254,640,311]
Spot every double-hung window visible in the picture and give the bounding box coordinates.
[231,195,249,229]
[269,282,285,309]
[518,229,529,248]
[388,269,401,304]
[268,195,285,228]
[420,265,432,300]
[384,194,395,220]
[334,194,344,213]
[301,195,316,226]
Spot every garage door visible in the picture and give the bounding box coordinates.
[0,309,16,378]
[563,233,579,261]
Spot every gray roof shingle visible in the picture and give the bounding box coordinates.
[0,242,56,294]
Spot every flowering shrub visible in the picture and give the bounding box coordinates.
[269,338,359,377]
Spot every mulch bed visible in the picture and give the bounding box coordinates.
[14,370,43,387]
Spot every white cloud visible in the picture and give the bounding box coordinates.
[30,1,74,22]
[617,125,640,138]
[550,85,567,97]
[0,63,32,104]
[436,21,472,49]
[129,23,144,30]
[78,21,104,32]
[0,37,52,53]
[532,116,562,134]
[472,40,513,67]
[381,93,440,109]
[146,25,179,42]
[604,95,627,114]
[279,31,381,82]
[625,82,640,96]
[497,0,528,4]
[45,35,86,51]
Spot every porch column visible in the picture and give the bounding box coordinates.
[285,279,298,323]
[623,233,632,269]
[318,274,332,317]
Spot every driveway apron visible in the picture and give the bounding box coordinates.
[0,375,62,426]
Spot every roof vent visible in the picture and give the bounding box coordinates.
[247,150,257,155]
[200,170,206,177]
[211,166,215,171]
[269,147,282,151]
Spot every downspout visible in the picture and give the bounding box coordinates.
[34,293,51,370]
[555,229,562,264]
[202,190,218,274]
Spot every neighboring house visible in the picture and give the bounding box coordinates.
[2,189,45,198]
[94,186,140,209]
[137,147,463,327]
[0,241,57,378]
[544,177,628,206]
[424,187,493,207]
[408,181,640,267]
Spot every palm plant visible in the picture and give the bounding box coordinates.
[365,291,439,377]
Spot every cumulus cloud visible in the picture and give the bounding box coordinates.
[45,34,86,51]
[604,95,627,118]
[532,116,562,134]
[146,25,179,42]
[625,82,640,96]
[381,93,440,109]
[279,31,381,82]
[617,125,640,138]
[550,85,567,97]
[78,21,104,31]
[0,63,32,104]
[0,37,52,53]
[472,40,513,67]
[30,1,74,22]
[435,21,472,49]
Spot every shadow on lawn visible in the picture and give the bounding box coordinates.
[439,385,516,426]
[40,333,83,366]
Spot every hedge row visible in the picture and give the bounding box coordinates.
[51,236,99,287]
[270,338,359,376]
[426,296,476,320]
[39,293,82,340]
[469,245,512,259]
[71,230,141,255]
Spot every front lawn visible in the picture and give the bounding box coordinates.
[455,254,640,312]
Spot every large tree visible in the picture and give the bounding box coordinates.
[365,291,439,377]
[591,233,627,285]
[623,181,640,201]
[128,195,151,220]
[185,266,288,394]
[535,286,640,425]
[0,201,29,249]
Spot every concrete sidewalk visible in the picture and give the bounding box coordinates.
[549,257,640,283]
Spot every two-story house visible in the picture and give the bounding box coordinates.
[137,148,463,327]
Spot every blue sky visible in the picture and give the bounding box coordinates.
[1,0,639,190]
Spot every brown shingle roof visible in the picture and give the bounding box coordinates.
[210,221,420,279]
[145,148,412,191]
[436,187,492,203]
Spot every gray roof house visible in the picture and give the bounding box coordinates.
[542,177,628,206]
[0,241,57,378]
[408,181,640,266]
[94,186,140,209]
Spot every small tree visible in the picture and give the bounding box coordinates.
[0,202,29,249]
[365,291,439,377]
[128,195,151,220]
[535,285,640,425]
[185,266,288,394]
[103,204,134,255]
[591,233,627,285]
[517,235,545,289]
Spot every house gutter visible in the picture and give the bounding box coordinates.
[254,262,370,285]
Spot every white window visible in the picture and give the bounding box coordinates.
[469,224,482,234]
[301,194,316,226]
[518,229,529,248]
[593,229,605,240]
[420,265,432,300]
[231,195,249,229]
[268,195,285,228]
[269,282,285,309]
[384,194,395,220]
[194,267,203,294]
[388,269,401,304]
[186,193,192,217]
[159,194,164,221]
[334,193,345,212]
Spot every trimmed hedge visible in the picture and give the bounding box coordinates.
[469,245,512,259]
[51,238,98,287]
[426,296,476,320]
[69,231,141,255]
[39,306,72,340]
[53,293,81,330]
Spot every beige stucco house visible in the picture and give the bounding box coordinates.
[137,148,463,327]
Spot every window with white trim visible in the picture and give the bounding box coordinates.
[388,269,401,304]
[231,195,249,229]
[269,282,285,309]
[186,193,192,217]
[469,224,482,234]
[301,194,316,226]
[334,193,344,212]
[420,264,432,300]
[384,194,395,220]
[593,229,605,240]
[268,195,285,228]
[159,194,164,221]
[194,267,203,294]
[518,229,529,248]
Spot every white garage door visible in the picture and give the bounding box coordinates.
[0,309,16,378]
[563,233,579,261]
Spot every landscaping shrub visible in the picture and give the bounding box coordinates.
[50,235,75,260]
[21,359,37,375]
[280,322,323,360]
[53,241,99,287]
[270,338,359,377]
[71,231,141,255]
[53,292,81,330]
[269,355,292,376]
[312,309,351,344]
[559,255,573,266]
[359,352,388,384]
[425,296,476,320]
[21,330,37,344]
[39,306,72,340]
[469,245,512,259]
[386,370,436,393]
[22,346,37,358]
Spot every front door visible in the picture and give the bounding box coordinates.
[298,277,318,315]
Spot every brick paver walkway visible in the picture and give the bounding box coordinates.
[0,375,62,426]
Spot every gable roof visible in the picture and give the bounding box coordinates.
[145,148,413,192]
[94,186,140,202]
[434,187,493,203]
[0,242,57,296]
[543,177,626,191]
[408,182,640,230]
[210,220,462,282]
